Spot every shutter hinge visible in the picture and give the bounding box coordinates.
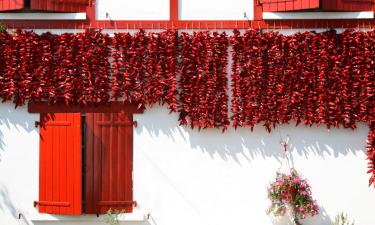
[133,120,138,128]
[89,0,95,7]
[35,121,40,128]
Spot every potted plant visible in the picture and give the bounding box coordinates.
[266,169,319,225]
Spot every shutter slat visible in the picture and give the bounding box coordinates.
[39,113,82,215]
[263,0,372,11]
[0,0,23,11]
[30,0,88,12]
[323,0,374,11]
[262,0,320,12]
[85,113,133,214]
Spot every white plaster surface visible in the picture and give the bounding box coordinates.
[96,0,170,21]
[179,0,253,20]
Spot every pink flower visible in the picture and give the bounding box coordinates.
[292,177,301,183]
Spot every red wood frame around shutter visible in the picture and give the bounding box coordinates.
[28,102,144,114]
[38,113,82,215]
[0,0,24,11]
[30,0,88,12]
[85,113,134,214]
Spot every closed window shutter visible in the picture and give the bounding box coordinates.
[0,0,24,11]
[262,0,319,12]
[263,0,373,11]
[38,113,82,215]
[322,0,373,11]
[85,113,133,214]
[30,0,88,12]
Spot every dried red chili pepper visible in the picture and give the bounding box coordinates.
[367,121,375,187]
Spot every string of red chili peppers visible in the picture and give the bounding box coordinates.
[112,29,178,111]
[179,31,229,131]
[230,29,374,131]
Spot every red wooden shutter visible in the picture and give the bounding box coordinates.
[0,0,24,11]
[30,0,88,12]
[322,0,373,11]
[38,113,82,215]
[262,0,319,12]
[85,113,133,214]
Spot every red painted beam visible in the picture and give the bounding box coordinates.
[28,102,144,114]
[170,0,179,21]
[2,19,375,30]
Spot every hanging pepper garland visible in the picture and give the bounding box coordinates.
[179,31,230,130]
[145,30,178,112]
[112,30,178,111]
[0,29,374,186]
[230,29,374,133]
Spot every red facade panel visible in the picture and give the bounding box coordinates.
[262,0,319,12]
[322,0,373,11]
[85,113,133,214]
[30,0,88,12]
[262,0,372,11]
[38,113,82,215]
[0,0,23,11]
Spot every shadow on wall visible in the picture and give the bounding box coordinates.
[270,206,331,225]
[0,105,35,162]
[135,106,369,165]
[0,184,17,219]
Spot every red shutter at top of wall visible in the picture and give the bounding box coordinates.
[262,0,320,12]
[30,0,88,12]
[322,0,373,11]
[0,0,24,11]
[262,0,373,11]
[38,113,82,215]
[85,113,134,214]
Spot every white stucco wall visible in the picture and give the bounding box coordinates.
[179,0,253,20]
[96,0,170,21]
[0,102,374,225]
[95,0,254,21]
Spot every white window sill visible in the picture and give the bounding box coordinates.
[263,11,374,20]
[0,13,86,20]
[29,212,146,223]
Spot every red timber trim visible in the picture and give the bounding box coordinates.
[2,19,375,29]
[38,113,82,215]
[170,0,178,21]
[0,0,375,29]
[28,102,144,114]
[254,0,263,20]
[85,113,134,214]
